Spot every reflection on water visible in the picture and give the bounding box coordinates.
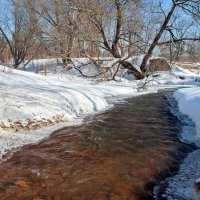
[0,91,194,200]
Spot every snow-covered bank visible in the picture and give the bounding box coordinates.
[174,87,200,137]
[157,149,200,200]
[0,65,135,132]
[154,87,200,200]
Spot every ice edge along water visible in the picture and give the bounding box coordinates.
[154,88,200,200]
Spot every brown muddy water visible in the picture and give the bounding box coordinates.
[0,91,195,200]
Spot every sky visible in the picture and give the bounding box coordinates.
[0,0,199,40]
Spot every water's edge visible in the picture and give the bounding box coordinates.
[153,92,198,200]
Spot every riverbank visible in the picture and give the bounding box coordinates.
[174,87,200,141]
[154,88,200,200]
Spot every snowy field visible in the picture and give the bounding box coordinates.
[0,58,200,199]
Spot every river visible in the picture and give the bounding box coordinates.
[0,90,195,200]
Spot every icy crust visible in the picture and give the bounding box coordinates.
[154,93,200,200]
[158,150,200,200]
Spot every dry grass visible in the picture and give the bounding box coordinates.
[178,63,200,70]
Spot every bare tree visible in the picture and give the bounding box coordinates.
[76,0,199,79]
[140,0,200,74]
[0,36,9,64]
[1,0,199,78]
[32,0,83,66]
[74,0,145,79]
[0,0,42,68]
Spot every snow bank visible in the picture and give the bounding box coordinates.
[171,65,200,81]
[1,61,199,134]
[174,87,200,137]
[0,65,136,132]
[158,149,200,200]
[153,92,200,200]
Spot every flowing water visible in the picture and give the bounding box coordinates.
[0,91,195,200]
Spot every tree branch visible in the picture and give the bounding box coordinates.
[158,37,200,45]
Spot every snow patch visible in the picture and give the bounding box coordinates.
[174,87,200,137]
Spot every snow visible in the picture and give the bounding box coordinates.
[168,86,200,200]
[153,93,199,200]
[0,65,141,131]
[158,150,200,200]
[154,85,200,200]
[174,87,200,137]
[171,65,200,80]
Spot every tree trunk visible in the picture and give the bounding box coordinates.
[62,57,67,66]
[120,60,144,79]
[140,4,176,72]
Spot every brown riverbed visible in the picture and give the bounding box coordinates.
[0,91,194,200]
